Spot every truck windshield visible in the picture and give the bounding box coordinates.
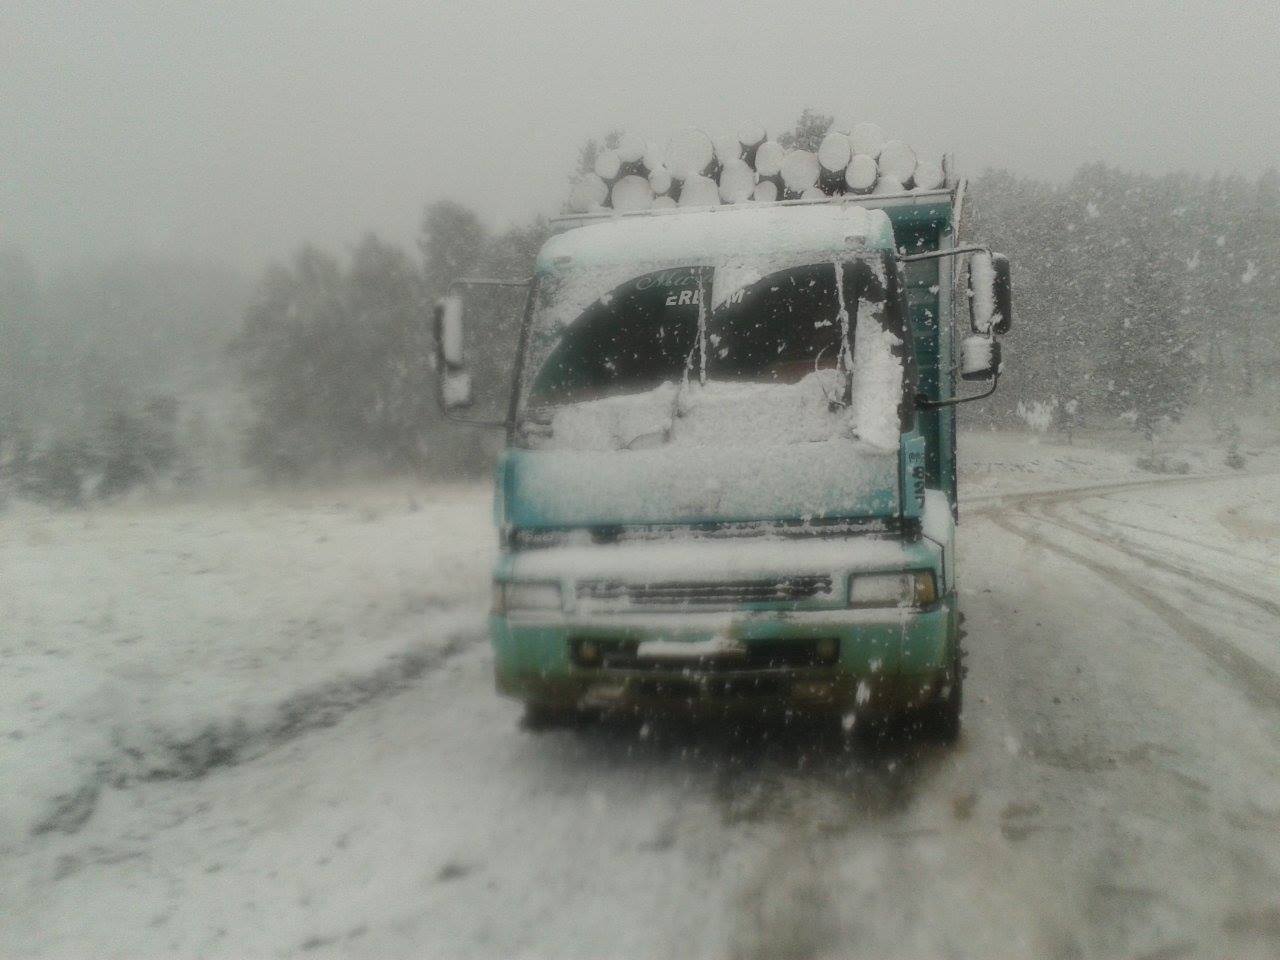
[518,255,909,451]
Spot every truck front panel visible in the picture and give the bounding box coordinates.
[491,498,956,717]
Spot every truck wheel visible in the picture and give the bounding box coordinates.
[916,653,963,743]
[521,702,581,732]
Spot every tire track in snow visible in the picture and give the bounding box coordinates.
[1034,501,1280,620]
[706,728,949,960]
[966,469,1280,516]
[972,468,1280,617]
[31,623,483,837]
[1074,506,1276,573]
[986,512,1280,715]
[966,472,1242,512]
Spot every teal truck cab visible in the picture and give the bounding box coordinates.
[435,178,1012,739]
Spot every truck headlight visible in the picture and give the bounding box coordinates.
[848,571,937,608]
[493,580,563,615]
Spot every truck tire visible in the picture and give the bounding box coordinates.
[521,702,581,732]
[915,650,963,743]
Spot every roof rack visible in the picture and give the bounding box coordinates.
[551,186,956,231]
[552,153,958,231]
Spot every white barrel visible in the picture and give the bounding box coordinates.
[913,159,945,190]
[780,150,820,193]
[845,154,878,193]
[616,134,646,164]
[593,149,622,182]
[718,158,757,203]
[647,164,673,196]
[737,122,767,150]
[666,129,715,181]
[877,140,917,183]
[754,140,785,177]
[817,132,852,174]
[679,174,721,207]
[752,179,779,202]
[610,175,653,211]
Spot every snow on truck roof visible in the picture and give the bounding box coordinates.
[536,203,897,274]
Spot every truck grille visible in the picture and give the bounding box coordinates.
[571,637,839,672]
[576,575,833,610]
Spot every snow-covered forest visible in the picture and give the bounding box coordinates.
[3,114,1278,505]
[969,164,1280,436]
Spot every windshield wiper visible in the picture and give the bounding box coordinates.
[653,273,708,447]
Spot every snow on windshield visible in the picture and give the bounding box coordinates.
[545,339,902,454]
[547,370,843,451]
[524,255,905,452]
[710,257,767,310]
[850,299,904,449]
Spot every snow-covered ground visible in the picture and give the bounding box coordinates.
[0,485,492,841]
[3,430,1280,959]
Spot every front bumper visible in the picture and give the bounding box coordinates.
[490,599,956,716]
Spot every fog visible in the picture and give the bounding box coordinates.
[5,0,1279,270]
[5,5,1280,959]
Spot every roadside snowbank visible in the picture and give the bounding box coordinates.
[0,484,493,841]
[958,427,1280,501]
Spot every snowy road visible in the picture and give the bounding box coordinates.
[4,438,1280,959]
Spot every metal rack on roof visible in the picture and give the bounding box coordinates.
[551,186,954,231]
[551,156,957,233]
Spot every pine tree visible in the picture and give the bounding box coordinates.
[1101,251,1198,440]
[778,109,833,152]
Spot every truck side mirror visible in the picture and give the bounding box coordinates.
[433,295,473,409]
[961,335,1001,381]
[968,252,1013,335]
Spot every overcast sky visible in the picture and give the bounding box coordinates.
[4,0,1278,273]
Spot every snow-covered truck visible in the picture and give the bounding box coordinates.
[434,158,1012,738]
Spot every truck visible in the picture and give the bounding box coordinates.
[434,164,1012,740]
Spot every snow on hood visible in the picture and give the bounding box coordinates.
[512,530,933,584]
[503,439,899,528]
